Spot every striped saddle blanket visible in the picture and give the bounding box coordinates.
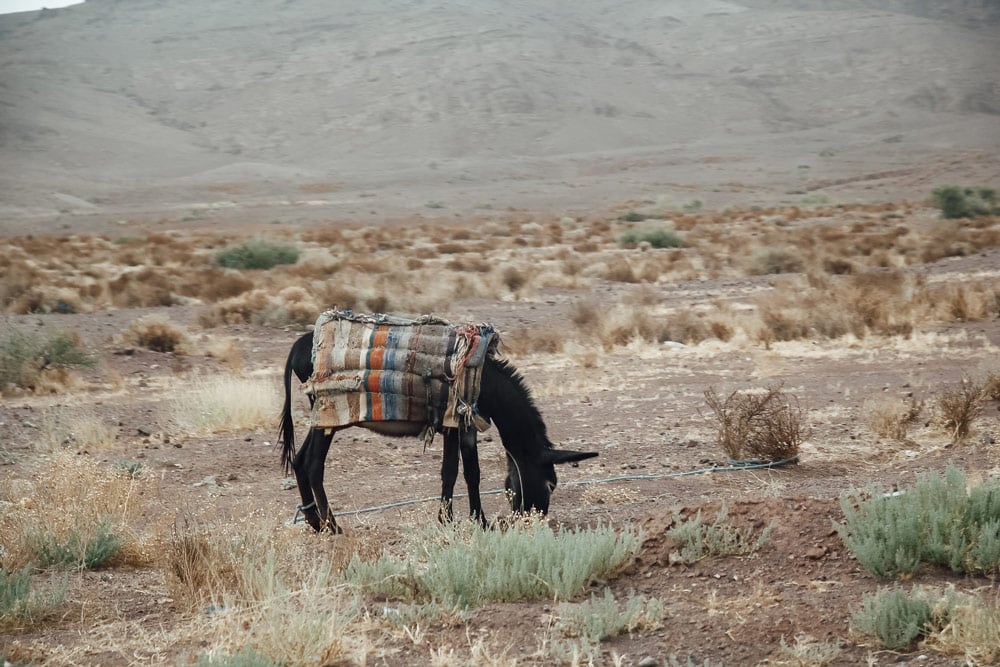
[306,309,497,432]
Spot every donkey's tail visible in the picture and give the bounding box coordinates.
[278,338,299,475]
[279,331,315,475]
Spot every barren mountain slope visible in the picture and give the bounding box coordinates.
[0,0,998,227]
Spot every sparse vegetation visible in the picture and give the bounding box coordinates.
[838,466,1000,578]
[214,239,300,270]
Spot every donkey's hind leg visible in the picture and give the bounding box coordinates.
[293,428,341,533]
[458,427,487,527]
[439,428,460,523]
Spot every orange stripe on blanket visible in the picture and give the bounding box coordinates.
[369,325,389,369]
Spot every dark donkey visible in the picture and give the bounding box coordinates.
[278,328,597,533]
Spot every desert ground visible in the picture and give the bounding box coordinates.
[1,196,998,666]
[2,1,1000,666]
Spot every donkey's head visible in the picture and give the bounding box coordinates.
[504,448,598,514]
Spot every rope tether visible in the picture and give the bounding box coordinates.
[289,456,800,523]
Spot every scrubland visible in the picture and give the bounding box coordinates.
[1,198,1000,666]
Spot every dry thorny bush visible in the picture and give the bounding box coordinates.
[703,384,805,462]
[936,376,988,443]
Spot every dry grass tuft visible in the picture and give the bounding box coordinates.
[747,245,805,275]
[37,406,118,452]
[125,314,191,353]
[168,374,280,435]
[863,395,923,442]
[158,513,382,664]
[0,451,154,571]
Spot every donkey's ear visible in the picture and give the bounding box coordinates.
[543,449,599,465]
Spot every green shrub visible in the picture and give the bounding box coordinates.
[0,327,94,388]
[619,227,684,249]
[665,505,772,564]
[214,239,300,270]
[838,466,1000,577]
[851,586,934,650]
[556,588,664,642]
[620,210,649,222]
[0,565,67,625]
[931,186,998,219]
[27,521,123,570]
[344,518,641,608]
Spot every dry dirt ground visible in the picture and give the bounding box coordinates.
[1,204,999,666]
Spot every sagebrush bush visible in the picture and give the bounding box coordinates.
[852,584,1000,659]
[931,185,998,219]
[838,466,1000,577]
[214,239,300,270]
[664,505,772,564]
[27,521,123,570]
[556,588,664,642]
[703,385,804,462]
[0,326,94,390]
[851,586,935,650]
[344,517,641,608]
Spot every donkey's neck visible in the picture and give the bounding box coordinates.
[481,359,550,456]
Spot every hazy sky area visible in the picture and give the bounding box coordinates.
[0,0,81,14]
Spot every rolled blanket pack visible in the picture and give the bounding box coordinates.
[306,309,497,433]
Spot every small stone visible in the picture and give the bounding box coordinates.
[638,657,659,667]
[806,546,827,559]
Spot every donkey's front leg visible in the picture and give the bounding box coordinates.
[458,426,487,527]
[439,429,460,523]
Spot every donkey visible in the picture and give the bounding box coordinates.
[278,328,597,533]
